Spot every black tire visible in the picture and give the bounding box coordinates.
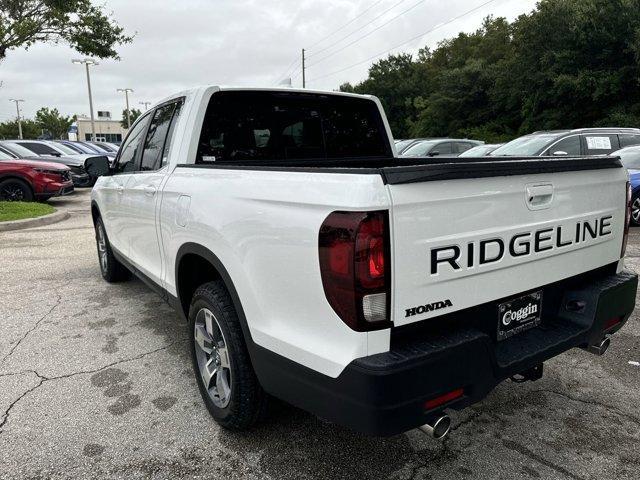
[631,195,640,226]
[189,280,267,430]
[94,217,131,282]
[0,178,33,202]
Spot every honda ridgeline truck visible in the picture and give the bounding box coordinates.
[88,87,637,438]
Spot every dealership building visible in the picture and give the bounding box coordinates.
[69,111,127,143]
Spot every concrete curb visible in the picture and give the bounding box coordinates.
[0,209,70,232]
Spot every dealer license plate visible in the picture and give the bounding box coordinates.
[497,291,543,341]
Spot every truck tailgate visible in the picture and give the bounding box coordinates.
[386,159,626,327]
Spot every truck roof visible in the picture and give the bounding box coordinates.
[154,85,373,111]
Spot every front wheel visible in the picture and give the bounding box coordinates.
[94,217,131,282]
[632,195,640,226]
[0,178,33,202]
[189,281,267,430]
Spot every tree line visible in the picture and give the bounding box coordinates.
[339,0,640,142]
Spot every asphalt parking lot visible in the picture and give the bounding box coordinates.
[1,189,639,480]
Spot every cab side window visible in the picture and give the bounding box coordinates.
[139,101,183,171]
[115,114,151,173]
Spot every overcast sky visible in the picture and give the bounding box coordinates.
[0,0,537,123]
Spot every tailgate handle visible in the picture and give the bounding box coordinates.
[526,184,553,209]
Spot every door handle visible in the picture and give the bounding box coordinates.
[116,185,124,194]
[143,185,157,197]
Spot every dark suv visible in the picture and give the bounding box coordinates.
[491,128,640,157]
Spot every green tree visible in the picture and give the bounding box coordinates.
[337,0,640,142]
[35,107,75,139]
[121,108,141,129]
[0,118,40,139]
[0,0,133,60]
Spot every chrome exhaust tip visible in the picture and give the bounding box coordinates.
[582,336,611,356]
[418,414,451,439]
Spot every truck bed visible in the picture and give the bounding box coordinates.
[178,155,622,184]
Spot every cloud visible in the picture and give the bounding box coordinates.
[0,0,536,121]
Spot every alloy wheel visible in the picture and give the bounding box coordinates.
[632,198,640,225]
[0,183,26,201]
[194,308,232,408]
[96,223,109,273]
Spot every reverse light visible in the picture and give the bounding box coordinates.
[318,210,391,331]
[622,181,631,258]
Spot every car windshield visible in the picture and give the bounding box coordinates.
[394,139,414,152]
[459,145,492,157]
[491,134,561,156]
[2,142,38,157]
[616,148,640,170]
[49,142,77,155]
[401,140,439,157]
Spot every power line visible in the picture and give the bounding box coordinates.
[275,56,301,84]
[307,0,409,58]
[307,0,429,68]
[308,0,499,84]
[306,0,388,49]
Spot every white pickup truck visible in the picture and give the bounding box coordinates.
[88,86,637,438]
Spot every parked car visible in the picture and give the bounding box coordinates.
[88,86,636,438]
[491,128,640,157]
[400,138,483,157]
[394,138,433,155]
[0,149,73,201]
[458,143,504,157]
[88,141,120,153]
[610,145,640,226]
[0,140,103,187]
[56,140,116,158]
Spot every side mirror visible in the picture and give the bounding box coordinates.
[85,156,111,177]
[552,150,568,156]
[429,150,440,157]
[50,152,62,157]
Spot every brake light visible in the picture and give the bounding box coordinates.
[622,181,631,257]
[319,211,391,331]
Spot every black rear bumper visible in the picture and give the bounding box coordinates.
[250,269,637,436]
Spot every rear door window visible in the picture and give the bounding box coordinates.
[619,134,640,148]
[197,91,391,163]
[455,142,474,154]
[582,134,619,155]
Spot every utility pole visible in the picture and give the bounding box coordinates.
[301,48,306,88]
[117,88,134,129]
[9,99,24,139]
[72,59,99,141]
[139,101,151,111]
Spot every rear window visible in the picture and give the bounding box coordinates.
[16,142,59,156]
[197,91,390,163]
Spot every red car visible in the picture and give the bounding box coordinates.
[0,150,74,202]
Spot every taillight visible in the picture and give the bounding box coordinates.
[622,181,631,258]
[319,210,391,331]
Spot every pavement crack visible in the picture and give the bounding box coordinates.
[0,341,183,434]
[1,291,64,364]
[527,388,640,425]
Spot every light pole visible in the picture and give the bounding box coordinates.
[72,58,99,141]
[139,101,151,111]
[117,88,134,128]
[8,99,24,139]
